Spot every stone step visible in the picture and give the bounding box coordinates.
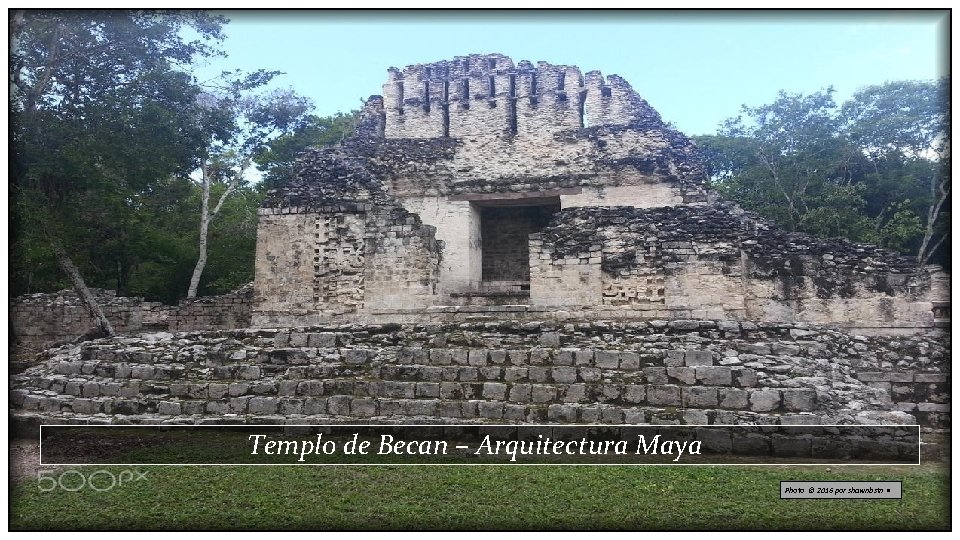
[12,383,819,416]
[10,394,819,424]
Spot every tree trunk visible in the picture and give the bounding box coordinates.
[917,173,949,266]
[187,163,238,299]
[52,242,115,337]
[186,165,212,299]
[117,227,131,296]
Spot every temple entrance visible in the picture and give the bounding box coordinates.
[478,199,560,287]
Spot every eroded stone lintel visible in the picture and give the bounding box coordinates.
[449,188,581,204]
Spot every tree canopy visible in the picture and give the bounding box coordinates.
[694,78,949,269]
[10,11,355,304]
[11,10,230,302]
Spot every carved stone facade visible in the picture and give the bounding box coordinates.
[252,53,948,333]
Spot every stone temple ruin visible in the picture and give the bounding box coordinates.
[11,54,951,442]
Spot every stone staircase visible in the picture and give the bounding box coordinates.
[10,322,950,433]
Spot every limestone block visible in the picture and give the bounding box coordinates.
[552,367,578,384]
[779,414,822,425]
[477,401,504,419]
[479,366,503,380]
[458,368,479,382]
[531,385,557,403]
[623,384,646,404]
[237,366,262,380]
[643,367,668,384]
[554,349,577,366]
[595,351,620,369]
[229,397,251,414]
[624,409,647,424]
[667,367,697,385]
[206,401,229,414]
[350,398,376,416]
[482,383,508,400]
[735,368,758,387]
[416,382,441,398]
[120,382,140,397]
[529,367,550,383]
[440,382,464,399]
[539,332,561,347]
[682,387,718,408]
[307,332,337,347]
[468,349,489,366]
[600,385,621,402]
[696,366,732,386]
[782,388,817,411]
[488,350,507,364]
[578,367,602,383]
[548,404,577,422]
[183,401,205,415]
[601,408,624,423]
[646,385,681,406]
[749,389,781,412]
[450,350,469,365]
[249,397,279,415]
[574,349,595,366]
[668,320,699,330]
[718,388,749,409]
[684,350,714,366]
[504,367,528,382]
[619,352,641,370]
[914,373,948,383]
[158,401,182,415]
[507,350,530,365]
[664,351,685,367]
[208,383,229,399]
[682,409,709,424]
[509,383,532,402]
[562,384,586,403]
[503,404,526,422]
[81,383,100,398]
[326,396,352,416]
[344,349,372,365]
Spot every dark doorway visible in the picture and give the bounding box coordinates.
[480,202,560,282]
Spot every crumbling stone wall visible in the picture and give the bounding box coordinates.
[529,204,948,331]
[254,53,948,331]
[11,286,254,358]
[170,284,254,332]
[11,321,949,430]
[10,289,171,358]
[254,152,443,326]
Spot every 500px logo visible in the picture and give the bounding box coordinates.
[37,469,148,492]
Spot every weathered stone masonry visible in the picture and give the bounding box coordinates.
[251,53,948,332]
[529,204,948,329]
[10,285,253,358]
[10,54,950,437]
[11,321,948,431]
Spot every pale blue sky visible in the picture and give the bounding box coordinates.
[195,10,949,136]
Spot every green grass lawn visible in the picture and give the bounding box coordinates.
[10,463,949,530]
